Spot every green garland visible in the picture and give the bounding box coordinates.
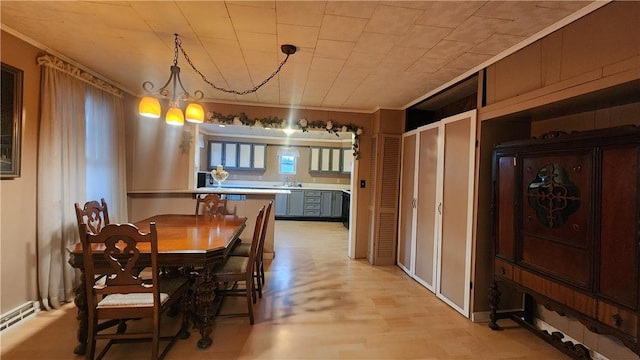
[205,111,363,158]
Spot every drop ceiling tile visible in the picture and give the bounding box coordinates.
[315,39,355,60]
[382,46,427,64]
[406,57,448,73]
[276,1,326,27]
[237,31,277,52]
[0,0,600,112]
[277,24,320,49]
[179,3,235,40]
[474,1,538,21]
[424,40,474,61]
[324,2,378,19]
[444,52,493,71]
[415,1,486,28]
[319,15,367,42]
[471,33,526,55]
[399,25,453,49]
[227,3,276,34]
[228,1,275,9]
[310,57,346,72]
[242,49,277,67]
[375,61,412,75]
[365,4,423,35]
[354,32,399,54]
[344,51,386,70]
[307,70,338,86]
[445,16,514,44]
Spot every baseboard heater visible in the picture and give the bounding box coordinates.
[0,301,38,332]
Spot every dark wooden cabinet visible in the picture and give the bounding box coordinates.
[489,126,640,358]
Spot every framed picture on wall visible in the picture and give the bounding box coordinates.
[1,63,24,178]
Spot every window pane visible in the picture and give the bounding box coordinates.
[280,155,296,174]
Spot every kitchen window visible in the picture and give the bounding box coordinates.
[278,148,299,174]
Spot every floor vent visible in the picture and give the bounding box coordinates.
[0,302,38,332]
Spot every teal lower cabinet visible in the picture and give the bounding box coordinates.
[275,190,345,220]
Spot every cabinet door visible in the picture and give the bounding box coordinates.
[253,144,266,169]
[330,148,341,172]
[398,133,416,274]
[238,143,252,168]
[320,191,333,217]
[310,148,320,171]
[287,190,304,216]
[496,156,516,261]
[209,142,223,169]
[224,143,237,168]
[436,110,476,318]
[341,148,352,173]
[599,145,638,307]
[320,148,331,171]
[275,193,288,216]
[415,126,439,291]
[331,191,343,217]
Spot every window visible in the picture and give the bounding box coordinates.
[280,155,296,174]
[277,148,300,174]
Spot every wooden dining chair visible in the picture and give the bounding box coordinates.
[229,200,273,299]
[195,194,231,217]
[75,198,132,335]
[212,206,265,325]
[75,198,110,235]
[80,222,192,360]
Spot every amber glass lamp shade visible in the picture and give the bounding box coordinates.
[165,107,185,126]
[138,96,161,119]
[185,103,205,123]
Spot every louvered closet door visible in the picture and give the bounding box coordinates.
[398,133,416,273]
[436,110,477,317]
[414,125,439,291]
[368,134,401,265]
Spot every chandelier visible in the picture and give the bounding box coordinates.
[138,34,297,126]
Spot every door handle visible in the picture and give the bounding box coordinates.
[438,202,442,214]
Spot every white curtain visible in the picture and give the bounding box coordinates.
[37,60,127,310]
[84,87,128,222]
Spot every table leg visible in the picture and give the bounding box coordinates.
[192,267,217,349]
[73,272,88,355]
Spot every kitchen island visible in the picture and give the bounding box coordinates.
[127,187,290,259]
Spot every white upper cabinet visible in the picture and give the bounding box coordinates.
[238,143,252,168]
[330,148,341,172]
[224,143,237,168]
[310,148,320,172]
[208,141,266,170]
[310,146,348,173]
[253,144,266,169]
[341,148,352,173]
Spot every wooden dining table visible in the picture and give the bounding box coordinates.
[67,213,247,354]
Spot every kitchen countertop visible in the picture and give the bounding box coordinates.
[127,188,291,195]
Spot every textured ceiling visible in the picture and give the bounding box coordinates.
[1,1,598,112]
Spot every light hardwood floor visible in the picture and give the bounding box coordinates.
[1,220,566,359]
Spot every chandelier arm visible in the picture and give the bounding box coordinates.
[177,39,292,95]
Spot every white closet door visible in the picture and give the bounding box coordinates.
[435,110,477,318]
[398,133,416,273]
[413,125,439,292]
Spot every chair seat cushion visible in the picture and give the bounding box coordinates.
[97,276,190,307]
[229,242,250,257]
[98,292,168,307]
[215,256,249,275]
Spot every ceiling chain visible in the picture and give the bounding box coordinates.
[174,34,296,96]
